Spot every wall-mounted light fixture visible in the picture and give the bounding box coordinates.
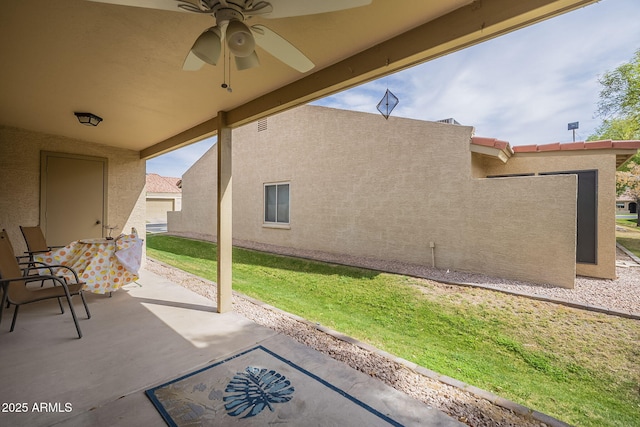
[74,112,103,127]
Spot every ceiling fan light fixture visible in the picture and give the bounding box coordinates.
[191,27,221,65]
[235,51,260,70]
[226,20,255,57]
[74,112,102,127]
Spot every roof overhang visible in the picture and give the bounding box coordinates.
[0,0,600,159]
[470,137,514,163]
[471,138,640,168]
[513,140,640,168]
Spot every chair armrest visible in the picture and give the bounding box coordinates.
[22,261,56,276]
[24,250,51,257]
[25,262,81,284]
[1,274,63,285]
[0,275,26,284]
[23,274,69,286]
[1,274,75,291]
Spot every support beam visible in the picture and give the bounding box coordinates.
[216,112,233,313]
[139,118,217,160]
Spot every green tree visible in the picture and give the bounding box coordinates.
[594,49,640,123]
[589,48,640,144]
[590,49,640,224]
[587,117,640,143]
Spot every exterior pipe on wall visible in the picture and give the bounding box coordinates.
[430,241,436,268]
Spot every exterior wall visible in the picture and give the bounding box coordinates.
[171,105,578,287]
[167,146,217,241]
[233,107,474,264]
[479,151,618,279]
[0,126,146,257]
[464,175,577,285]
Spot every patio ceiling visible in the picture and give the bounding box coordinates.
[0,0,597,158]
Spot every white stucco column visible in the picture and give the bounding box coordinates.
[217,112,233,313]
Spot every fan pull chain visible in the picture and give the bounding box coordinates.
[221,43,232,92]
[227,50,233,92]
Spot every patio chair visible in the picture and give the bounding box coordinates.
[1,229,31,264]
[19,225,63,262]
[0,230,91,339]
[1,228,40,308]
[3,228,59,291]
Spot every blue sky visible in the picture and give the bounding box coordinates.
[147,0,640,178]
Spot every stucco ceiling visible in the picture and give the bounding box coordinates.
[0,0,597,157]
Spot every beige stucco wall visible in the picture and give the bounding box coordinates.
[167,146,217,241]
[171,105,579,287]
[464,174,577,285]
[0,126,146,257]
[479,151,617,279]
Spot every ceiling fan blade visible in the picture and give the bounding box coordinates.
[251,25,313,72]
[262,0,371,19]
[182,51,206,71]
[243,1,274,17]
[85,0,202,13]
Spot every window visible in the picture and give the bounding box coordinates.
[264,183,289,224]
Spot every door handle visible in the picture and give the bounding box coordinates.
[96,220,101,225]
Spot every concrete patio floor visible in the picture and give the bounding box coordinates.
[0,269,462,427]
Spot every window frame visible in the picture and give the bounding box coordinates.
[263,182,290,228]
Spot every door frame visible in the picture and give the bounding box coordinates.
[39,151,108,238]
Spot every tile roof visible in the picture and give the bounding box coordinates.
[471,138,640,168]
[512,140,640,153]
[146,173,182,193]
[470,136,512,151]
[471,138,640,153]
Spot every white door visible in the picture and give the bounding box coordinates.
[40,152,106,246]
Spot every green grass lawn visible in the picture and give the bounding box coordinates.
[617,218,639,228]
[616,219,640,258]
[147,234,640,427]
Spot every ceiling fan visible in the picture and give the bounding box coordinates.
[88,0,372,73]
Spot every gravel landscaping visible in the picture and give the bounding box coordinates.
[145,238,640,427]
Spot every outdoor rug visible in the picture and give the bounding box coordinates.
[146,345,405,426]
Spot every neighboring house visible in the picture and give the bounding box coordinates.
[616,192,637,214]
[146,173,182,223]
[168,105,640,289]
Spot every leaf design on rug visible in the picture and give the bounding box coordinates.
[224,366,295,419]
